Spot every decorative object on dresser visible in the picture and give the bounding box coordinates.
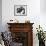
[7,23,34,46]
[14,5,27,16]
[8,19,19,23]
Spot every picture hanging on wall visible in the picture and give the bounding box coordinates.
[14,5,27,16]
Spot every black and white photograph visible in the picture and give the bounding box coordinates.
[14,5,27,16]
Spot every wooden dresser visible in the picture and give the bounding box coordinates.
[7,23,34,46]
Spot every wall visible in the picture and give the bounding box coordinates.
[2,0,40,46]
[40,0,46,31]
[40,0,46,13]
[0,0,2,32]
[2,0,40,30]
[2,0,46,46]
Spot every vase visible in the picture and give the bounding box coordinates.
[39,40,45,46]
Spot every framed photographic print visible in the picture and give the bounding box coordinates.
[14,5,27,16]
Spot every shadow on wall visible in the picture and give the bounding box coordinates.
[0,0,2,32]
[40,0,46,14]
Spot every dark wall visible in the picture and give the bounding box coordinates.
[0,0,2,32]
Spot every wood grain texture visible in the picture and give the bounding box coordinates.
[7,23,34,46]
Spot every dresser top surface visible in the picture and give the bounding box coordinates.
[7,23,34,25]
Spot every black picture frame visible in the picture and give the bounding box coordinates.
[14,5,27,16]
